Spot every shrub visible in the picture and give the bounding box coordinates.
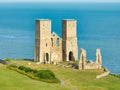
[18,66,34,73]
[110,73,120,78]
[32,69,38,73]
[18,65,26,70]
[35,70,55,79]
[24,67,33,73]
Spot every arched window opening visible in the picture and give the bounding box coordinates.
[51,38,53,47]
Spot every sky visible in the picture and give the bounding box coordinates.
[0,0,120,3]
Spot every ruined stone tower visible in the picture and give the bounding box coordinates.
[34,19,51,63]
[62,19,78,61]
[34,19,102,70]
[34,19,78,63]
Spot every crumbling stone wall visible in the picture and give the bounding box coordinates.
[51,32,62,62]
[79,48,102,70]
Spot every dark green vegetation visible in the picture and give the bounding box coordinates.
[7,64,60,83]
[0,58,120,90]
[110,73,120,78]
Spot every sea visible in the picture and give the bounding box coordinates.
[0,2,120,74]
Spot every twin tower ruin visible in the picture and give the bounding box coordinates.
[34,19,102,70]
[34,19,78,63]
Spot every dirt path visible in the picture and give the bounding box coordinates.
[58,77,77,90]
[58,78,65,85]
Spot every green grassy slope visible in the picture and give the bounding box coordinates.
[1,59,120,90]
[0,64,69,90]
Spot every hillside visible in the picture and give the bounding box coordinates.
[0,59,120,90]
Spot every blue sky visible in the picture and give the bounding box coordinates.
[0,0,120,3]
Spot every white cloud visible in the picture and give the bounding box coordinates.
[0,0,120,3]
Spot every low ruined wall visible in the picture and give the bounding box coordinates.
[85,63,102,70]
[96,71,110,79]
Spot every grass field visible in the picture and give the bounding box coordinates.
[0,59,120,90]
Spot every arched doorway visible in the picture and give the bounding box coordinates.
[69,51,73,61]
[45,53,49,61]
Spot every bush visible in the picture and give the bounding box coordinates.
[110,73,120,78]
[35,70,55,79]
[18,65,26,70]
[24,67,33,73]
[18,66,36,73]
[32,69,38,73]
